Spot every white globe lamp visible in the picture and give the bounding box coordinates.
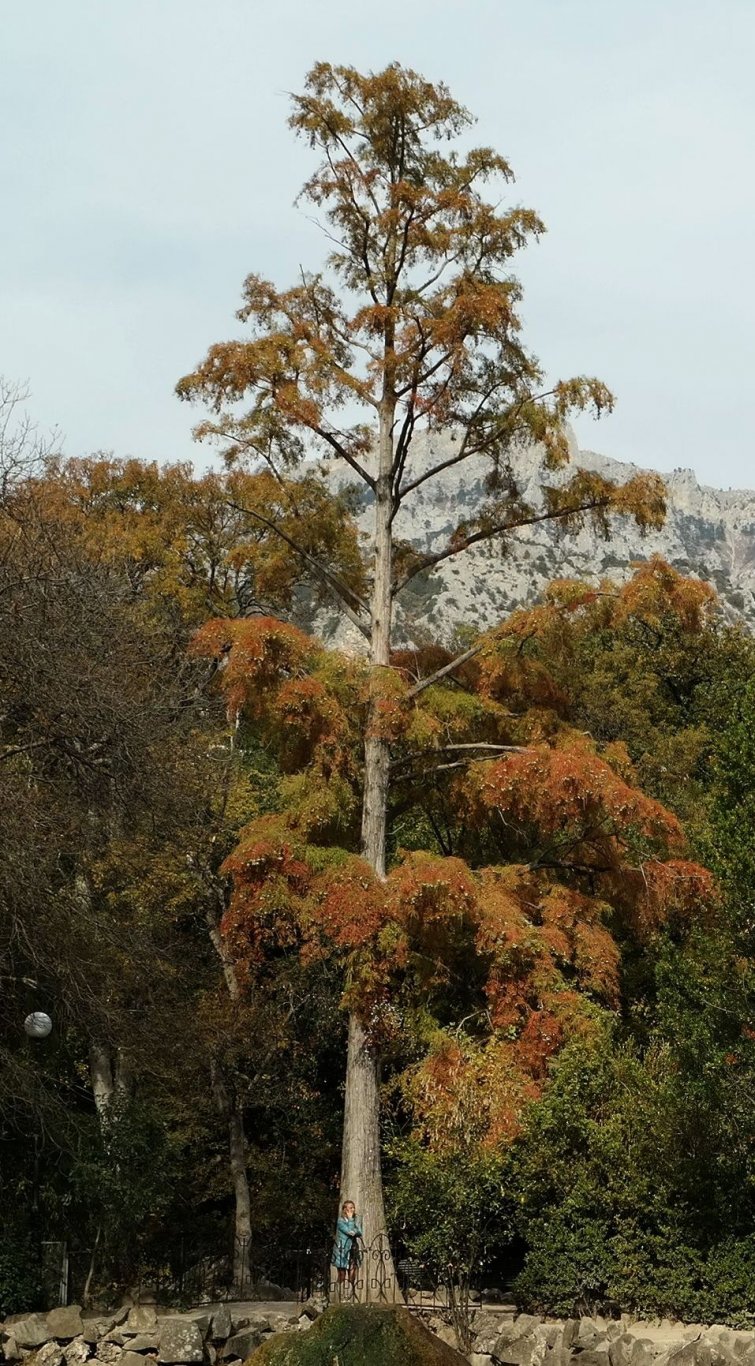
[24,1011,53,1039]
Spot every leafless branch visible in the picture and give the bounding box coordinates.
[393,496,614,596]
[405,644,483,699]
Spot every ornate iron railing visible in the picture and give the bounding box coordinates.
[55,1232,512,1317]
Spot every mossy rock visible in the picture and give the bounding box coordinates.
[244,1303,465,1366]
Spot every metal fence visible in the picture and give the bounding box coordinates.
[48,1232,512,1316]
[56,1239,326,1309]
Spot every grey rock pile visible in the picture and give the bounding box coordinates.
[1,1300,324,1366]
[454,1311,755,1366]
[7,1304,755,1366]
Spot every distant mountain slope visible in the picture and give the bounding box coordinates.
[315,432,755,649]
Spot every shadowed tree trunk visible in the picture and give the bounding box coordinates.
[205,893,254,1284]
[211,1059,253,1289]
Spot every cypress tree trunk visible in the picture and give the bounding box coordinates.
[340,397,397,1297]
[205,899,254,1289]
[211,1061,253,1290]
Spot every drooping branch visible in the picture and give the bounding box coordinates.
[227,499,371,639]
[0,737,56,763]
[312,425,376,490]
[391,742,530,776]
[409,755,525,776]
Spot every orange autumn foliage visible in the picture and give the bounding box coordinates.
[8,457,365,631]
[200,559,718,1151]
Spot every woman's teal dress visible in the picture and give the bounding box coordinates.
[331,1214,363,1270]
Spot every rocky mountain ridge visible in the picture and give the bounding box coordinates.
[318,432,755,649]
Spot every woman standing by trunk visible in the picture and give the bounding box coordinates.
[331,1200,363,1298]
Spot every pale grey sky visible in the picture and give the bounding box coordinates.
[2,0,754,486]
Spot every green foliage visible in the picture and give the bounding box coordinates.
[512,972,755,1323]
[70,1099,187,1272]
[0,1228,41,1317]
[703,678,755,926]
[386,1139,515,1278]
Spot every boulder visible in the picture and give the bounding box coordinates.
[122,1339,158,1354]
[562,1324,580,1352]
[611,1334,637,1366]
[13,1320,50,1351]
[181,1317,210,1337]
[493,1336,543,1366]
[628,1339,660,1366]
[577,1350,610,1366]
[244,1303,468,1363]
[47,1311,84,1343]
[219,1333,264,1362]
[473,1316,504,1356]
[157,1321,204,1366]
[577,1322,601,1351]
[544,1345,572,1366]
[80,1323,107,1347]
[95,1346,121,1364]
[209,1310,232,1343]
[29,1345,63,1366]
[2,1341,19,1364]
[265,1317,297,1336]
[61,1338,90,1366]
[470,1358,495,1366]
[493,1324,534,1355]
[669,1345,713,1366]
[251,1279,286,1303]
[540,1329,562,1351]
[514,1321,543,1342]
[125,1312,157,1338]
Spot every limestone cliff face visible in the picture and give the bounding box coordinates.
[316,431,755,648]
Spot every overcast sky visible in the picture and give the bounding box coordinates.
[2,0,754,487]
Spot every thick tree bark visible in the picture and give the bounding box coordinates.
[205,896,254,1285]
[210,1061,253,1288]
[205,902,241,1002]
[89,1040,115,1131]
[89,1040,132,1142]
[340,397,398,1298]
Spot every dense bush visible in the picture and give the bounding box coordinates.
[0,1228,41,1317]
[387,1139,515,1280]
[512,958,755,1325]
